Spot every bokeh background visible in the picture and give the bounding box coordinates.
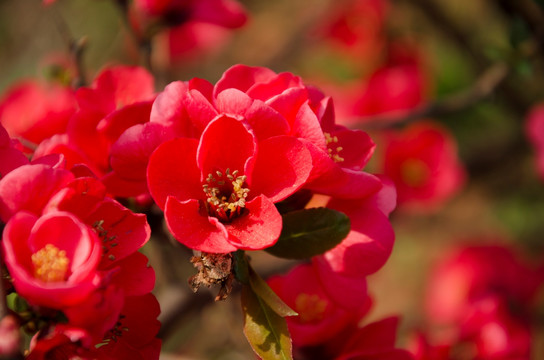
[1,0,544,359]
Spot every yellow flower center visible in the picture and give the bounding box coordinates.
[324,132,344,163]
[202,168,250,222]
[295,293,328,323]
[31,244,70,283]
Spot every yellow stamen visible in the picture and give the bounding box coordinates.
[295,293,327,323]
[31,244,70,283]
[202,168,250,221]
[324,132,344,163]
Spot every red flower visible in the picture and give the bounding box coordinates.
[2,211,102,308]
[0,80,76,146]
[269,264,413,359]
[0,124,29,179]
[381,121,466,210]
[34,65,155,196]
[147,115,312,252]
[268,263,367,347]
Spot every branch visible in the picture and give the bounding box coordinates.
[47,5,88,88]
[357,62,509,129]
[403,0,530,114]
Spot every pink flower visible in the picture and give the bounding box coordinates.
[268,264,413,359]
[0,79,76,146]
[147,114,312,253]
[268,263,367,347]
[2,211,102,308]
[381,121,466,210]
[312,0,389,61]
[526,103,544,180]
[34,65,155,196]
[130,0,247,62]
[414,244,543,360]
[0,124,29,179]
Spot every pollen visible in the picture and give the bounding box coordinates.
[324,132,344,163]
[203,168,250,222]
[295,293,328,323]
[31,244,70,283]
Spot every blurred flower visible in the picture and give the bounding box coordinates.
[412,244,544,359]
[526,103,544,180]
[380,121,466,211]
[0,80,77,147]
[130,0,247,63]
[269,263,413,359]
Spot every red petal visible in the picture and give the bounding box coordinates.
[0,164,74,222]
[307,167,383,199]
[266,87,308,128]
[246,72,303,101]
[215,89,289,140]
[110,122,173,182]
[147,138,202,210]
[197,115,256,179]
[97,101,153,143]
[214,64,277,97]
[225,195,282,250]
[0,147,29,178]
[313,260,370,312]
[250,136,312,202]
[93,66,155,107]
[317,203,395,276]
[84,199,150,268]
[332,128,375,170]
[108,252,155,296]
[164,197,236,253]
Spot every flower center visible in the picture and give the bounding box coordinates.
[400,158,430,187]
[31,244,70,283]
[295,293,328,323]
[203,168,250,222]
[324,132,344,163]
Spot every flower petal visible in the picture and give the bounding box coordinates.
[164,197,236,253]
[197,115,256,179]
[225,195,282,250]
[250,136,312,203]
[147,138,202,210]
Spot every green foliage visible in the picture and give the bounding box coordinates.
[266,207,350,259]
[241,285,293,360]
[248,267,297,317]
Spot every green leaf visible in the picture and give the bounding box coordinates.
[274,189,313,214]
[242,286,293,360]
[248,267,297,317]
[266,207,350,259]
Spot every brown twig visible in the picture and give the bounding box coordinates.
[47,4,88,88]
[356,62,509,129]
[113,0,154,73]
[403,0,530,114]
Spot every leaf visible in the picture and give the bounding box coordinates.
[242,285,293,360]
[248,266,297,317]
[266,207,350,259]
[274,189,313,214]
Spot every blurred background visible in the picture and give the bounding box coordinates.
[1,0,544,359]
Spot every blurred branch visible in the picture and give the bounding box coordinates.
[358,62,509,129]
[0,256,8,320]
[113,0,153,73]
[47,5,88,88]
[499,0,544,54]
[403,0,531,114]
